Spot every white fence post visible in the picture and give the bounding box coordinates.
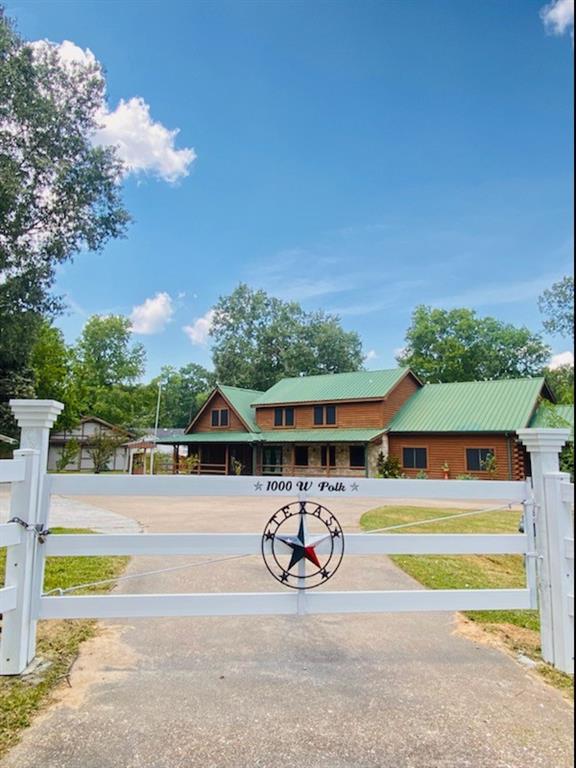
[0,450,40,674]
[517,428,570,669]
[2,400,63,674]
[543,472,574,674]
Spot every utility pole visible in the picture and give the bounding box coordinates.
[150,382,162,475]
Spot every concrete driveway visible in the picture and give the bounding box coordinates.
[1,494,573,768]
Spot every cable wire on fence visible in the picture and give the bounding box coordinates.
[42,501,527,597]
[364,503,519,534]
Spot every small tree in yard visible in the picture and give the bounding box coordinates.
[376,452,403,478]
[87,433,121,473]
[480,452,497,479]
[55,438,79,472]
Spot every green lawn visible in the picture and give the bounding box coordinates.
[360,506,573,695]
[0,529,128,756]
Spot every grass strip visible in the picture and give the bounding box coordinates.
[0,528,128,756]
[360,506,573,696]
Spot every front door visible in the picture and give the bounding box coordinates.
[262,446,283,475]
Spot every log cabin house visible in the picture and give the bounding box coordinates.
[157,369,573,480]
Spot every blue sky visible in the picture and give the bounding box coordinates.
[7,0,574,377]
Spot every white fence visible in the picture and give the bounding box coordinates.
[0,400,573,677]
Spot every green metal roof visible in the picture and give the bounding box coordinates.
[157,428,384,445]
[260,428,384,443]
[158,431,261,444]
[387,378,547,433]
[530,403,574,436]
[218,385,263,432]
[251,368,413,406]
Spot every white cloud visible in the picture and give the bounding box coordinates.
[365,349,378,362]
[549,350,574,369]
[30,39,100,70]
[540,0,574,36]
[130,292,174,334]
[31,40,196,184]
[94,98,196,184]
[183,309,215,346]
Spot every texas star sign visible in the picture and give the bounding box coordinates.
[261,501,345,590]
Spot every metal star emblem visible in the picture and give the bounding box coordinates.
[276,516,329,571]
[261,501,345,590]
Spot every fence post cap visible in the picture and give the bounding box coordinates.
[517,427,571,452]
[9,399,64,429]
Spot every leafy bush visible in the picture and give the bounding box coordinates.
[416,470,428,479]
[376,452,403,478]
[56,438,79,472]
[179,453,199,474]
[480,452,497,477]
[86,434,122,473]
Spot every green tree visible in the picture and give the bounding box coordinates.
[154,364,216,428]
[86,432,122,474]
[0,10,129,436]
[538,276,574,340]
[29,320,81,428]
[397,306,550,382]
[74,315,145,389]
[546,364,574,404]
[84,383,158,430]
[210,284,364,390]
[55,437,79,472]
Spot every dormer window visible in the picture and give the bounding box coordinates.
[211,409,229,427]
[313,405,337,426]
[274,407,295,427]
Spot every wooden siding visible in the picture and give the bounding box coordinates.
[193,392,248,433]
[388,433,523,481]
[381,373,420,426]
[255,373,419,431]
[255,401,382,430]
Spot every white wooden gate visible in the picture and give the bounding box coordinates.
[0,401,573,677]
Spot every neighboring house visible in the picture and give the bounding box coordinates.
[48,417,134,472]
[157,369,574,480]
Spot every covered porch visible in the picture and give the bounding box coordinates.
[157,429,385,477]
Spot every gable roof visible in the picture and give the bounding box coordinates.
[387,377,550,433]
[251,368,418,407]
[218,385,262,431]
[185,385,264,433]
[80,416,135,437]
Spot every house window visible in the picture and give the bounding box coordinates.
[321,445,336,467]
[466,448,495,472]
[349,445,366,468]
[294,446,309,466]
[211,409,229,427]
[403,447,427,469]
[274,407,295,427]
[314,405,337,426]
